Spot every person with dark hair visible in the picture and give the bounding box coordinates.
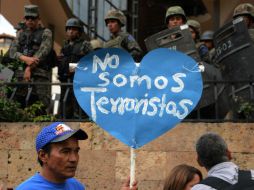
[163,164,202,190]
[192,132,254,190]
[15,122,87,189]
[15,122,137,190]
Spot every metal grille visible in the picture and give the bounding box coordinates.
[1,80,254,122]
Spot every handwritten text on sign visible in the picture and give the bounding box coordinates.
[74,48,203,148]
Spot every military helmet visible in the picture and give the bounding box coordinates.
[24,4,39,17]
[233,3,254,19]
[65,18,83,31]
[165,6,187,24]
[200,30,214,41]
[187,19,201,34]
[105,9,126,26]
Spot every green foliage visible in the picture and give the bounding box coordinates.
[0,86,55,122]
[1,51,25,70]
[0,89,24,121]
[238,101,254,119]
[23,101,55,122]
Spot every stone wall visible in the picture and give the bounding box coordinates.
[0,122,254,189]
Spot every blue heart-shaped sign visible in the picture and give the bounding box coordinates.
[74,48,202,148]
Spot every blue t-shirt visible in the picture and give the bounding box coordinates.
[15,173,85,190]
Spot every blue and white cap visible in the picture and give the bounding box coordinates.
[36,122,88,152]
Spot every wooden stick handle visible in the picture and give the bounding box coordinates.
[130,147,136,188]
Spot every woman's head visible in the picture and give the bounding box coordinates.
[163,164,202,190]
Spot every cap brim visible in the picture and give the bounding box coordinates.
[51,129,88,143]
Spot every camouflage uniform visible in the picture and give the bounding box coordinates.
[9,5,54,113]
[104,10,143,62]
[58,18,93,118]
[187,19,210,63]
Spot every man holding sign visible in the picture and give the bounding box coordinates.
[15,122,137,190]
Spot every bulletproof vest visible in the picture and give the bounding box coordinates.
[199,170,254,190]
[104,32,129,49]
[58,39,84,82]
[144,24,200,62]
[18,28,44,57]
[61,39,84,63]
[213,17,254,117]
[18,27,54,71]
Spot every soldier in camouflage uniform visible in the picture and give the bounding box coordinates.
[164,6,189,41]
[165,6,187,29]
[58,18,93,118]
[9,5,54,113]
[233,3,254,41]
[187,19,210,63]
[104,10,143,62]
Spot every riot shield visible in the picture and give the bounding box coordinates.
[214,17,254,79]
[144,24,200,62]
[196,62,229,119]
[213,17,254,119]
[145,25,228,119]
